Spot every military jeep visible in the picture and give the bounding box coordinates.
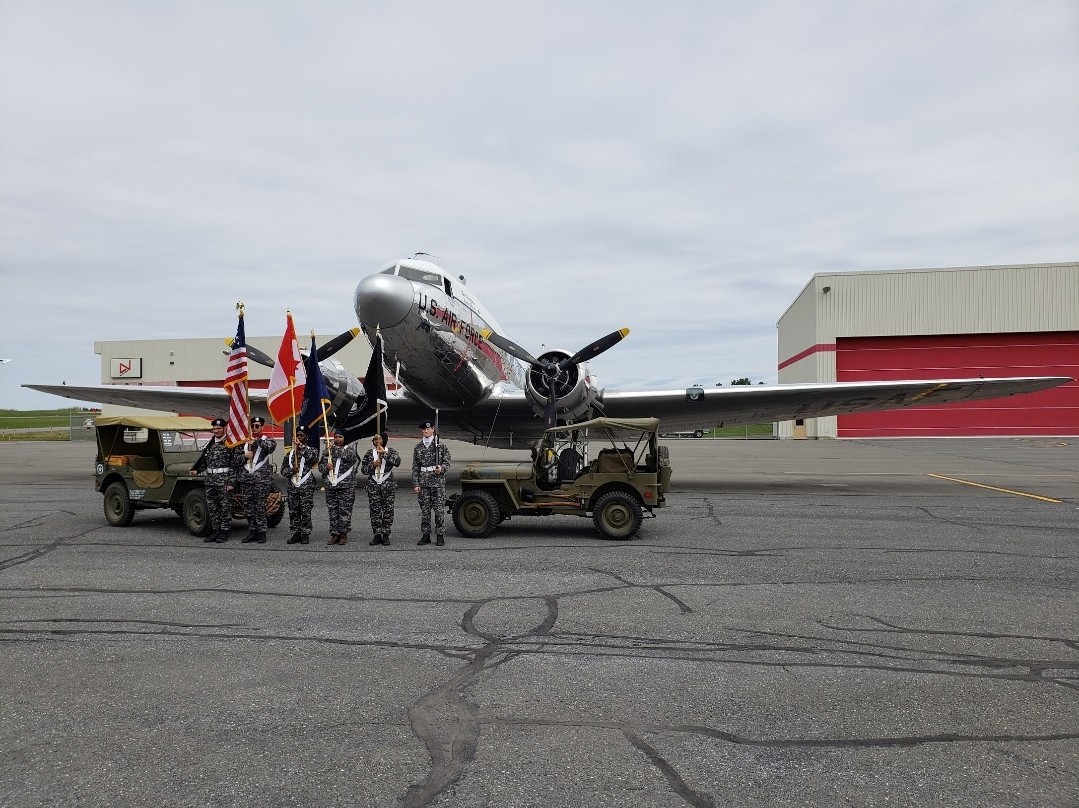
[449,416,671,540]
[93,415,285,537]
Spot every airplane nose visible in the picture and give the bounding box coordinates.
[354,273,414,329]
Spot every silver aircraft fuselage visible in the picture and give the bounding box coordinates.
[353,258,526,411]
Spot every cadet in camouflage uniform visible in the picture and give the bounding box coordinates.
[240,415,277,543]
[360,433,402,546]
[283,425,319,545]
[320,429,360,545]
[190,417,242,543]
[412,419,451,546]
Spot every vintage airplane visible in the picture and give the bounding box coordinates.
[25,256,1071,447]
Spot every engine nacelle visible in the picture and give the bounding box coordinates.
[524,350,600,424]
[320,358,365,415]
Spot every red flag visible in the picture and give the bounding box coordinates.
[267,312,307,424]
[224,311,250,447]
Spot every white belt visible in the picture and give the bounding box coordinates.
[206,467,230,474]
[420,465,438,472]
[290,471,313,487]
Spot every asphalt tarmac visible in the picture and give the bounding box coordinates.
[1,437,1077,808]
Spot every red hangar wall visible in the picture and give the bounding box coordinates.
[776,263,1079,438]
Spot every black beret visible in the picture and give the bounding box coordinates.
[295,425,308,435]
[211,418,226,427]
[250,416,265,426]
[419,420,434,429]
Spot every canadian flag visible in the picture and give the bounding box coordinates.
[267,312,307,424]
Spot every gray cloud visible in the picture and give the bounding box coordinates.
[2,0,1077,407]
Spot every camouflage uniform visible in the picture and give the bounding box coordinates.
[361,445,402,543]
[320,443,360,540]
[284,442,319,543]
[240,433,277,537]
[191,436,242,540]
[412,439,451,542]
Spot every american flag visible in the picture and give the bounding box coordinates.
[224,311,250,448]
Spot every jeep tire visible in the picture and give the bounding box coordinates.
[265,484,285,528]
[592,490,642,540]
[452,490,500,538]
[103,481,135,527]
[182,488,213,538]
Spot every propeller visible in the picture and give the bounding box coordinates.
[317,328,360,361]
[220,328,359,369]
[479,329,545,369]
[480,327,629,374]
[222,339,275,368]
[562,328,630,369]
[481,327,630,428]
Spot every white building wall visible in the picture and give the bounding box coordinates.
[94,334,373,416]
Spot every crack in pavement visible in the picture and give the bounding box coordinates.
[624,729,716,808]
[496,716,1079,749]
[2,573,1075,806]
[818,614,1079,651]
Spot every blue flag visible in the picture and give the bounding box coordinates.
[299,335,331,443]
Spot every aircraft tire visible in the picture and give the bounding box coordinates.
[593,490,642,540]
[452,490,500,538]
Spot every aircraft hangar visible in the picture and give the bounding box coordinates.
[776,262,1079,438]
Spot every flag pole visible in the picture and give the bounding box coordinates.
[375,326,382,439]
[313,329,335,482]
[236,301,252,458]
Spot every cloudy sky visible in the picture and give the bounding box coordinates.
[2,1,1077,409]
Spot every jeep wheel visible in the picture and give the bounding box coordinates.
[265,485,285,528]
[103,481,135,527]
[452,490,500,538]
[182,489,213,538]
[593,491,642,540]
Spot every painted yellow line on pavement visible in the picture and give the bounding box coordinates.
[926,473,1062,503]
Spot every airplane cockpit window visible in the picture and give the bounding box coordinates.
[398,265,444,288]
[380,265,398,275]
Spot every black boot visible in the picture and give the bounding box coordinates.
[417,535,431,545]
[242,530,258,543]
[204,530,218,543]
[299,534,309,544]
[436,536,445,546]
[369,534,381,546]
[215,531,229,543]
[382,534,391,545]
[256,531,267,544]
[287,531,301,544]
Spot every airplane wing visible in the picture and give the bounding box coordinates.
[601,376,1072,430]
[24,375,1071,449]
[23,384,272,421]
[434,375,1072,447]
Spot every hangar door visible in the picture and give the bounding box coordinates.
[835,332,1079,437]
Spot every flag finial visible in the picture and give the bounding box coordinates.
[236,301,245,315]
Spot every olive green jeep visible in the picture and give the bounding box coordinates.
[449,416,671,540]
[93,415,285,537]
